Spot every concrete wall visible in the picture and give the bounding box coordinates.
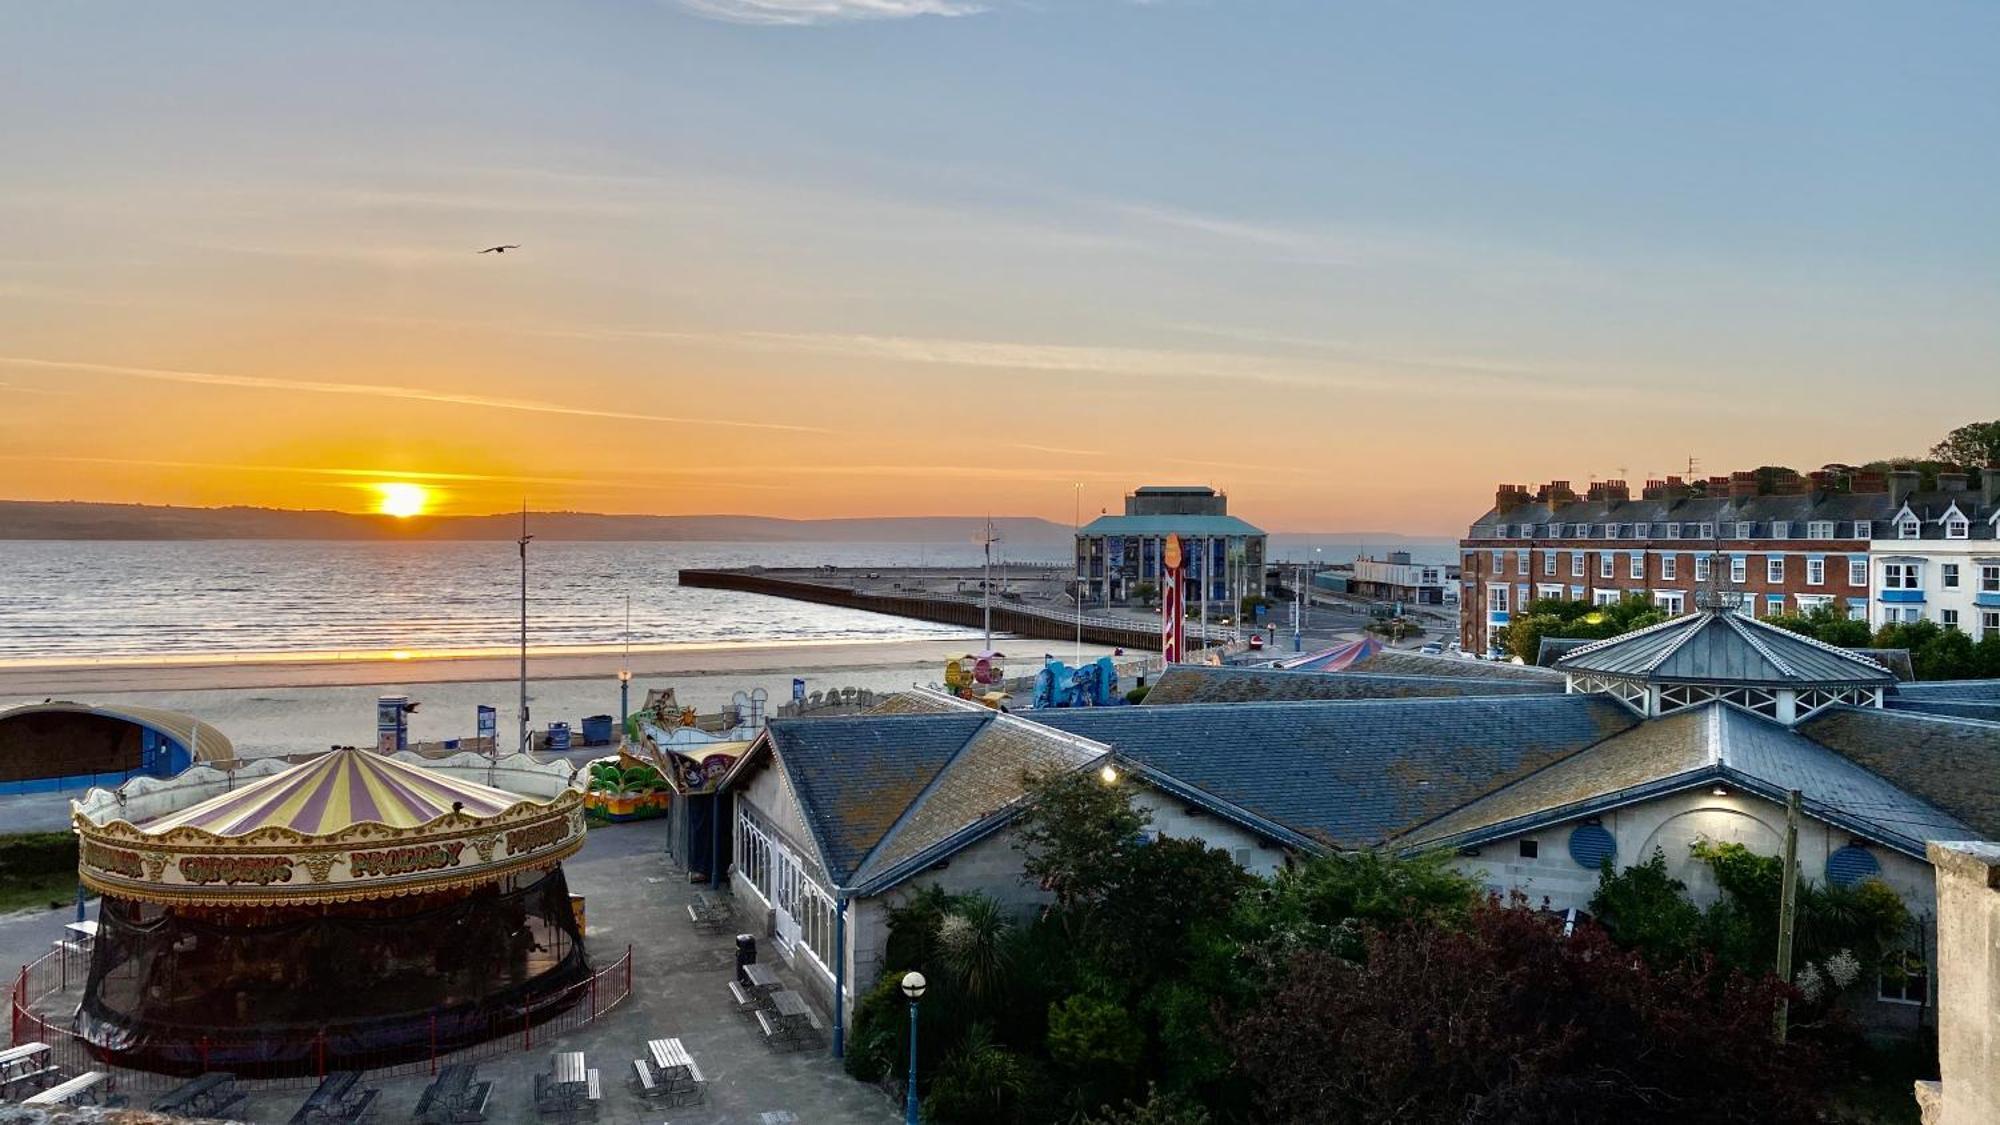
[1917,842,2000,1125]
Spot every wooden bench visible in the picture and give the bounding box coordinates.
[644,1038,704,1105]
[24,1071,108,1106]
[728,979,765,1011]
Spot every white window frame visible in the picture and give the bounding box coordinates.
[1634,523,1650,539]
[1592,589,1621,606]
[1570,552,1585,578]
[1542,551,1555,576]
[1982,564,2000,594]
[1946,516,1969,540]
[1655,591,1685,614]
[1629,553,1645,580]
[1694,555,1712,582]
[1730,556,1747,583]
[1942,608,1960,629]
[1807,521,1834,540]
[1848,558,1867,586]
[1736,521,1753,539]
[1942,563,1960,589]
[1854,521,1871,539]
[1661,555,1678,580]
[1807,558,1825,586]
[1772,521,1790,539]
[1984,609,2000,638]
[1605,524,1620,540]
[1899,518,1921,539]
[1490,584,1510,613]
[1767,557,1785,583]
[1665,523,1681,539]
[1600,554,1614,580]
[1883,562,1922,590]
[1569,523,1588,537]
[1697,522,1715,540]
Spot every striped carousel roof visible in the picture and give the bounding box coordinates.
[139,747,523,837]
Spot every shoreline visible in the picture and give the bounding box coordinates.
[0,635,1014,696]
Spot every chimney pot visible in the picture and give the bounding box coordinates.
[1889,469,1921,507]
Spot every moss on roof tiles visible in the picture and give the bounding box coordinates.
[1800,708,2000,839]
[1142,665,1562,706]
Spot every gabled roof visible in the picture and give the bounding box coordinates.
[1402,703,1972,858]
[1556,608,1894,688]
[723,710,1104,893]
[1347,649,1566,682]
[1033,694,1639,849]
[1141,664,1562,706]
[1798,707,2000,840]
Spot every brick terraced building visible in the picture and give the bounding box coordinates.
[1459,469,1910,655]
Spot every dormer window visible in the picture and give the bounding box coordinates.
[1772,521,1790,539]
[1665,523,1680,539]
[1898,517,1921,539]
[1853,521,1871,539]
[1945,514,1969,539]
[1697,522,1715,540]
[1736,521,1753,539]
[1634,523,1650,539]
[1807,521,1834,540]
[1569,523,1587,537]
[1605,524,1619,540]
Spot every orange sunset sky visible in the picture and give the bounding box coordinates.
[1,5,1992,536]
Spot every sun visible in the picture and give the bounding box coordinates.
[375,482,429,519]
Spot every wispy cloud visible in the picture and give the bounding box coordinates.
[0,356,828,434]
[1006,442,1105,458]
[672,0,984,26]
[0,455,612,489]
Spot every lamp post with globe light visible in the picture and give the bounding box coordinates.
[902,971,927,1124]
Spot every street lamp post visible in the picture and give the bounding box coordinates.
[902,971,927,1124]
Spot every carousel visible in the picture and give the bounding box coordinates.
[69,747,590,1075]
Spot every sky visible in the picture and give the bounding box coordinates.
[0,1,1994,535]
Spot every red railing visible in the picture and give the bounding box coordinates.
[11,944,633,1093]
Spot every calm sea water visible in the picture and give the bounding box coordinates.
[0,540,1047,663]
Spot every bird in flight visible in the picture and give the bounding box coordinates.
[478,244,519,254]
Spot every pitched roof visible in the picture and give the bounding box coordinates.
[742,711,1104,891]
[1347,649,1566,681]
[1141,664,1562,706]
[1404,703,1972,858]
[1556,609,1894,688]
[1798,707,2000,839]
[1034,694,1639,849]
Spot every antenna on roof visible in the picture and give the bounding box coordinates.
[1694,525,1742,613]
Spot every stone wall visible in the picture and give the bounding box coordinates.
[1917,842,2000,1125]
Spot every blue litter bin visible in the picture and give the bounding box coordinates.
[581,714,614,746]
[547,722,572,752]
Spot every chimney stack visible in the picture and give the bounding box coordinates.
[1770,469,1805,496]
[1889,469,1921,507]
[1938,472,1969,493]
[1707,476,1731,494]
[1604,479,1630,503]
[1494,484,1531,511]
[1852,470,1887,494]
[1808,470,1832,494]
[1729,472,1759,499]
[1547,479,1577,504]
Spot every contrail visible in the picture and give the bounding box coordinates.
[0,356,828,434]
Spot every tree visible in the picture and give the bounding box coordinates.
[1929,420,2000,468]
[1231,905,1830,1125]
[1015,768,1150,934]
[1237,849,1482,960]
[1875,618,1983,680]
[1131,581,1159,608]
[1765,605,1871,648]
[1589,849,1704,968]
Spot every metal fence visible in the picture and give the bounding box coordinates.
[11,942,633,1094]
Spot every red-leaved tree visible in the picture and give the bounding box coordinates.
[1231,903,1827,1125]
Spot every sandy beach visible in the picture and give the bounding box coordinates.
[0,636,1122,763]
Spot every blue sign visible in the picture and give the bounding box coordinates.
[476,705,497,742]
[792,677,806,702]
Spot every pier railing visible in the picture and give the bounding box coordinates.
[679,568,1240,650]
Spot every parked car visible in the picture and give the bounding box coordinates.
[1418,642,1444,655]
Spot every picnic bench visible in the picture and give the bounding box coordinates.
[686,890,732,929]
[0,1042,57,1097]
[288,1069,378,1123]
[415,1062,491,1123]
[729,960,784,1012]
[757,989,822,1051]
[535,1052,599,1121]
[23,1071,108,1107]
[153,1071,244,1118]
[630,1038,705,1105]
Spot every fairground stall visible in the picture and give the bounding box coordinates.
[67,747,590,1076]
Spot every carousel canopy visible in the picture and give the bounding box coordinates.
[142,747,521,836]
[74,747,586,906]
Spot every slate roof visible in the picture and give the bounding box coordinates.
[0,701,236,765]
[733,711,1104,892]
[1556,608,1894,688]
[1078,513,1265,537]
[1033,695,1639,849]
[1798,707,2000,840]
[1466,490,1899,539]
[1347,649,1566,682]
[1894,679,2000,702]
[1142,664,1562,706]
[1886,491,1999,540]
[1403,703,1973,858]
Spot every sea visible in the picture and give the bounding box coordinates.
[0,540,1016,664]
[0,538,1458,664]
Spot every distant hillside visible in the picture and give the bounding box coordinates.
[0,501,1078,545]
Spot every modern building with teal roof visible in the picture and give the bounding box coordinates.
[1075,485,1265,611]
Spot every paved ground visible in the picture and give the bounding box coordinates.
[0,819,897,1125]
